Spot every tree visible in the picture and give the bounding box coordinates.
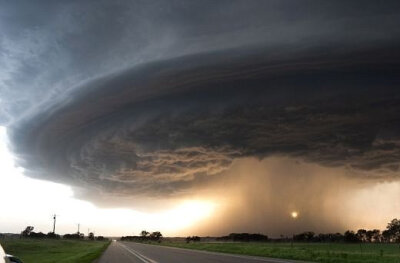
[356,229,367,242]
[294,232,315,242]
[216,233,268,242]
[366,230,374,242]
[192,236,201,242]
[382,230,392,242]
[371,229,381,243]
[385,218,400,242]
[344,230,359,242]
[150,231,163,242]
[366,229,380,242]
[186,236,201,243]
[63,233,84,240]
[21,226,34,237]
[30,232,46,238]
[88,232,95,240]
[141,230,149,238]
[47,232,60,239]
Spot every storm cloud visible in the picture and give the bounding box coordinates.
[9,44,400,197]
[2,1,400,233]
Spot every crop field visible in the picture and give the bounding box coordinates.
[0,238,110,263]
[154,241,400,263]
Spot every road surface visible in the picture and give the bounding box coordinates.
[98,241,309,263]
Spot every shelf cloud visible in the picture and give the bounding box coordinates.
[2,0,400,234]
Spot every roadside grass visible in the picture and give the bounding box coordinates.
[147,241,400,263]
[0,238,110,263]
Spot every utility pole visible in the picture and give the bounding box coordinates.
[52,214,57,234]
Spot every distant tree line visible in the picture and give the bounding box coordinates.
[216,233,269,242]
[20,226,108,241]
[121,230,163,242]
[62,233,84,240]
[186,236,201,243]
[292,218,400,243]
[21,226,61,239]
[187,218,400,243]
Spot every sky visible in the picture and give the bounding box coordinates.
[1,0,400,237]
[0,127,216,236]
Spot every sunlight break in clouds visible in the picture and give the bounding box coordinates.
[0,126,215,236]
[1,124,399,237]
[191,157,400,237]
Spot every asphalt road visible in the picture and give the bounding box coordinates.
[98,241,308,263]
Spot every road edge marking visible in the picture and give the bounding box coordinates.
[118,242,159,263]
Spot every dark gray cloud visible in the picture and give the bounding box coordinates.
[2,0,400,122]
[2,1,400,212]
[9,44,400,200]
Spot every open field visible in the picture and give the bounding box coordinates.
[149,241,400,263]
[0,238,110,263]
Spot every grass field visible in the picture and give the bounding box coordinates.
[153,241,400,263]
[0,238,110,263]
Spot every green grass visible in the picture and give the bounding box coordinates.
[150,241,400,263]
[0,238,110,263]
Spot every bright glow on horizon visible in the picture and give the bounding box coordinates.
[158,200,216,230]
[1,125,400,237]
[0,126,216,236]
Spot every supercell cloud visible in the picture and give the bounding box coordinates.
[2,1,400,234]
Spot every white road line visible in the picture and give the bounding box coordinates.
[118,242,159,263]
